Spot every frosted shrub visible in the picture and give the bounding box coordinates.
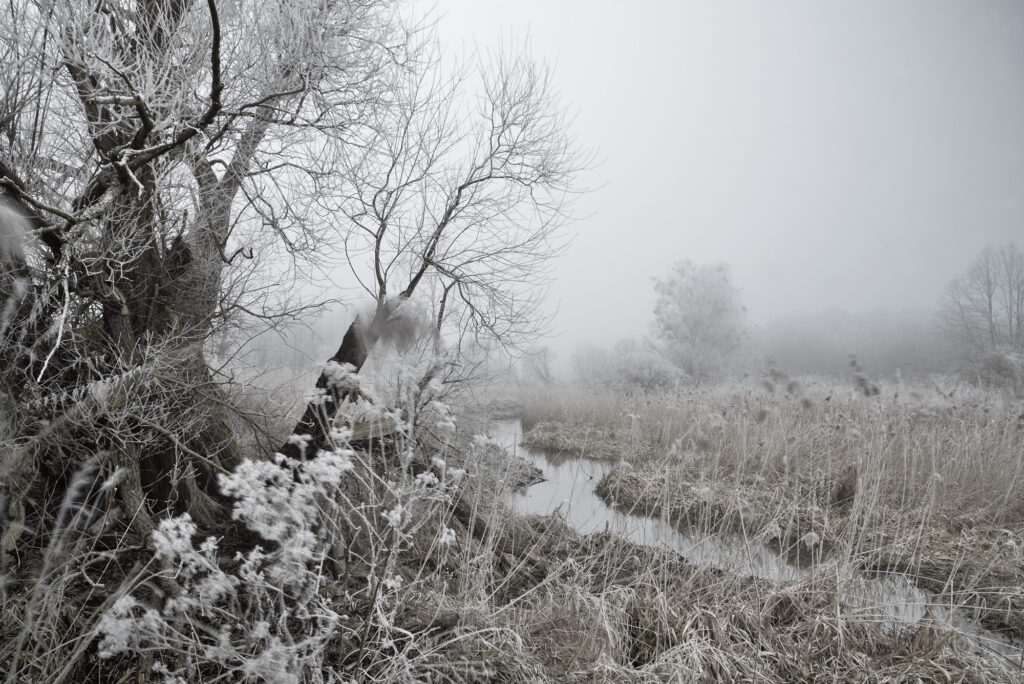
[438,527,457,547]
[219,447,354,585]
[93,383,466,681]
[970,350,1024,392]
[94,446,358,682]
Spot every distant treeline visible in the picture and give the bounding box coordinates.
[752,308,955,379]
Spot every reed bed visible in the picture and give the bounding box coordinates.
[517,378,1024,649]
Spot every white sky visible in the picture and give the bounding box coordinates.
[431,1,1024,357]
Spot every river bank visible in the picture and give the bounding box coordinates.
[504,379,1024,672]
[495,417,1023,670]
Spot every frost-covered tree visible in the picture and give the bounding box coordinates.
[939,243,1024,357]
[524,345,557,386]
[938,243,1024,388]
[0,0,409,555]
[652,260,746,385]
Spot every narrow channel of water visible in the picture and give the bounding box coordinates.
[492,418,1023,667]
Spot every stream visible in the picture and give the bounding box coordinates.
[491,418,1023,668]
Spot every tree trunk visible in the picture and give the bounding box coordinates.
[96,116,273,525]
[278,307,388,460]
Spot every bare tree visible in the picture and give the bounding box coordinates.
[938,243,1024,359]
[652,260,746,385]
[280,46,583,458]
[0,0,408,556]
[523,345,556,386]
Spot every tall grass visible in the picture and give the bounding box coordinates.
[3,373,1022,681]
[519,378,1024,527]
[516,377,1024,652]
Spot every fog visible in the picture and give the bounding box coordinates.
[433,1,1024,361]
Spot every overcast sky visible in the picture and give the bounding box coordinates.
[431,1,1024,357]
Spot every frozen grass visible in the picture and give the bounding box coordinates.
[519,378,1024,526]
[518,378,1024,645]
[3,374,1023,681]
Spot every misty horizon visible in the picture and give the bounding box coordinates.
[431,0,1024,360]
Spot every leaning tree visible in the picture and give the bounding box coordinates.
[278,48,581,459]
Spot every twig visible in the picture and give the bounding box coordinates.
[37,259,70,382]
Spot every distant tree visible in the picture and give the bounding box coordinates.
[652,260,745,385]
[938,243,1024,357]
[938,243,1024,389]
[571,345,612,386]
[524,345,557,386]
